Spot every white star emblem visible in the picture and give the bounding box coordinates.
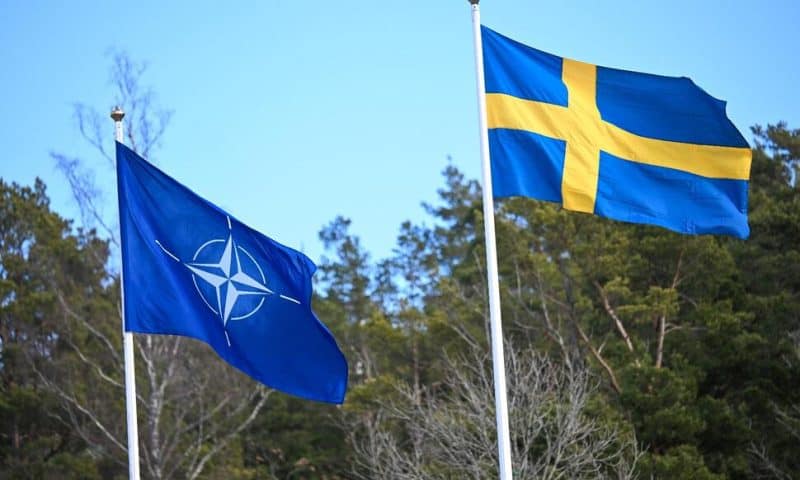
[154,216,301,346]
[185,233,273,326]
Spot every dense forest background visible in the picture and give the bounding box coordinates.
[1,58,798,479]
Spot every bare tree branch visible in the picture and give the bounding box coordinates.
[187,387,272,480]
[32,366,127,454]
[656,248,683,369]
[574,321,622,394]
[594,280,635,354]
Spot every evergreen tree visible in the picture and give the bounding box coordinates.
[0,178,106,478]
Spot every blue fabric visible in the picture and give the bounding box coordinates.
[116,143,347,404]
[489,128,565,202]
[482,26,567,106]
[596,66,749,147]
[595,151,749,237]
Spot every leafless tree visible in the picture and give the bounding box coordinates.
[345,329,640,480]
[38,51,270,479]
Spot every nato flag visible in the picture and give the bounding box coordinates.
[116,143,347,404]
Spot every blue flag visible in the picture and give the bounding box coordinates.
[116,143,347,404]
[482,26,752,238]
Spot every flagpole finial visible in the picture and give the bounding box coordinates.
[110,106,125,122]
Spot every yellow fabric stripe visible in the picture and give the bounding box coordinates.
[600,123,751,180]
[485,94,752,181]
[486,93,571,139]
[560,59,601,213]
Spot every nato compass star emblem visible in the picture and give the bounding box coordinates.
[155,216,300,346]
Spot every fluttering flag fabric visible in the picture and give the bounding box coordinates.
[482,26,752,238]
[116,143,347,404]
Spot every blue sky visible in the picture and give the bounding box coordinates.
[1,1,798,264]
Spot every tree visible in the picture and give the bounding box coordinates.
[736,123,800,479]
[0,178,105,478]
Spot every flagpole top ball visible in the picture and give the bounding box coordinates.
[110,106,125,122]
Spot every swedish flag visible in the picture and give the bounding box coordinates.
[482,26,751,238]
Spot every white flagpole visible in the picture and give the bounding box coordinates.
[468,2,513,479]
[112,106,141,480]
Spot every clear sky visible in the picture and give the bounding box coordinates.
[1,1,798,264]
